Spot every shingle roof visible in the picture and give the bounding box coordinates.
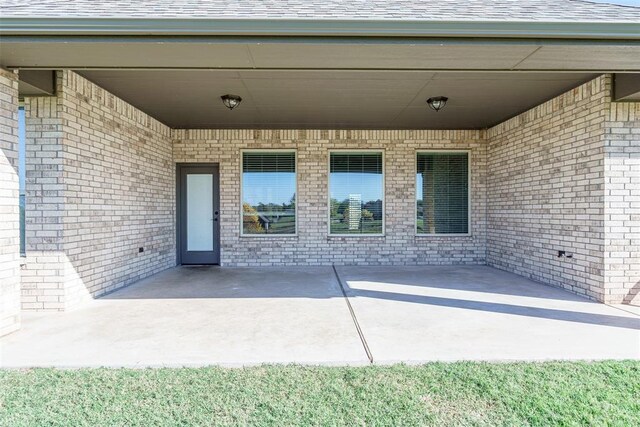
[1,0,639,22]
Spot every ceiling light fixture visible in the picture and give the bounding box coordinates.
[426,96,448,112]
[221,94,242,110]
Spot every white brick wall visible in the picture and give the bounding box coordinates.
[0,68,21,336]
[486,74,640,304]
[173,129,487,266]
[22,71,175,310]
[22,95,67,310]
[604,101,640,304]
[486,76,609,301]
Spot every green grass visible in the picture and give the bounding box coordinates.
[330,219,383,234]
[1,362,638,426]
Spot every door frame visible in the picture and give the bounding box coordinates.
[176,163,220,265]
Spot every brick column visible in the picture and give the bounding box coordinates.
[0,68,21,336]
[22,94,70,310]
[604,101,640,304]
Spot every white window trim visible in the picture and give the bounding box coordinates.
[240,148,298,237]
[415,149,472,237]
[327,149,385,237]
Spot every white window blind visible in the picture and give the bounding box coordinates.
[242,151,296,235]
[416,152,469,234]
[329,152,384,235]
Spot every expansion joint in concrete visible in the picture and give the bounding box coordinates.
[332,264,373,364]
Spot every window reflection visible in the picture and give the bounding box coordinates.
[242,152,296,235]
[416,152,469,234]
[18,107,25,255]
[330,152,383,235]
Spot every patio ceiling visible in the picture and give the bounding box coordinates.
[71,69,599,129]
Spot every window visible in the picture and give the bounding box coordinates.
[241,151,296,235]
[18,106,25,255]
[416,152,469,235]
[329,151,384,235]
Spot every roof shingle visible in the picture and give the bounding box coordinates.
[1,0,639,22]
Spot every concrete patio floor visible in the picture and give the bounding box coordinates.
[1,265,639,368]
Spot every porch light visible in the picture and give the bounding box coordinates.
[221,94,242,110]
[426,96,448,112]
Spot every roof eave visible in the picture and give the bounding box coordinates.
[1,17,640,40]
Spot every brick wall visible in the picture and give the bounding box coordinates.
[0,68,21,335]
[486,76,609,301]
[173,129,487,266]
[22,71,175,310]
[16,71,638,309]
[604,101,640,304]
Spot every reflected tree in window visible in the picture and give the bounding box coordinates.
[330,152,383,234]
[242,152,296,234]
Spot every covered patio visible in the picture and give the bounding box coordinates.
[2,265,638,367]
[1,0,639,365]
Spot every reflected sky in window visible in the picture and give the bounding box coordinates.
[242,172,295,206]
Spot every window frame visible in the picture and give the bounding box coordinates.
[327,149,386,237]
[18,104,26,256]
[240,148,298,238]
[415,150,472,237]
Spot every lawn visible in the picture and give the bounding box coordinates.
[1,362,638,426]
[330,219,383,234]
